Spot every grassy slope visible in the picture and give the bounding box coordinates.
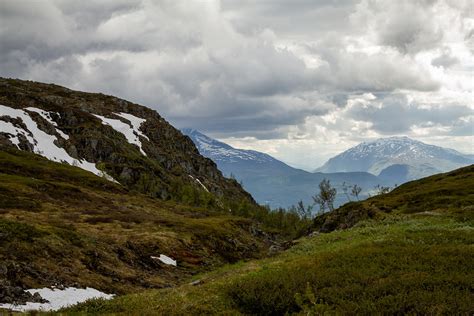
[0,149,272,296]
[314,164,474,232]
[68,166,474,315]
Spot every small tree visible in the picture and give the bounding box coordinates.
[296,200,313,220]
[374,184,390,195]
[312,178,337,213]
[351,184,362,201]
[342,182,351,202]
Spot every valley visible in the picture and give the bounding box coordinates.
[183,129,392,208]
[66,165,474,315]
[1,1,473,314]
[0,79,472,314]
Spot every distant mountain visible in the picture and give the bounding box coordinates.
[182,129,389,209]
[181,128,283,166]
[315,136,473,182]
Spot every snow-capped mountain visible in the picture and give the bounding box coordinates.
[316,136,473,181]
[183,129,389,208]
[181,128,279,165]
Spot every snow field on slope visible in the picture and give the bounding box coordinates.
[94,112,148,156]
[0,105,116,182]
[24,107,70,140]
[0,287,114,312]
[151,254,177,266]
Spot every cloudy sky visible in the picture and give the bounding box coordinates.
[1,0,473,170]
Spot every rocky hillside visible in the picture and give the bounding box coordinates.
[315,136,473,182]
[0,148,272,305]
[0,78,253,208]
[0,78,287,308]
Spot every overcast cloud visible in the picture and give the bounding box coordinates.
[0,0,472,169]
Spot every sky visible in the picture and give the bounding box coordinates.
[1,0,473,170]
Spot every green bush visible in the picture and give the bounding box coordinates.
[0,219,46,243]
[225,237,474,314]
[229,201,313,239]
[227,265,316,315]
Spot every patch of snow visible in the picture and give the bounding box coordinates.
[0,287,114,312]
[0,105,117,183]
[24,107,69,140]
[114,112,149,141]
[188,175,209,192]
[151,254,177,266]
[98,170,120,184]
[188,132,274,164]
[0,120,26,146]
[94,113,148,156]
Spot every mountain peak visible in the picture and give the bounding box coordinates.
[316,136,472,180]
[182,129,277,164]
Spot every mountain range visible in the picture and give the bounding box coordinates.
[183,129,473,209]
[316,136,473,182]
[182,129,389,208]
[0,79,472,314]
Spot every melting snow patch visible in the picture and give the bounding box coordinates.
[24,107,69,140]
[189,175,209,192]
[0,105,117,183]
[0,287,114,312]
[94,113,148,156]
[151,254,177,266]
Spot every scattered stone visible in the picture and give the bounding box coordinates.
[268,244,283,256]
[190,280,201,286]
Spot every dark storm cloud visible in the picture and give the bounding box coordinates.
[0,0,471,141]
[346,94,473,134]
[221,0,359,37]
[367,0,444,53]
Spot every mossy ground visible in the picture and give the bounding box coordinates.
[65,166,474,315]
[0,149,274,298]
[1,149,472,315]
[67,213,473,315]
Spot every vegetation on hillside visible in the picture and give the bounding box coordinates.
[314,164,474,232]
[66,165,474,315]
[69,214,473,315]
[0,147,314,304]
[0,77,255,207]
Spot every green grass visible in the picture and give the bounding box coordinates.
[1,150,473,314]
[65,166,474,315]
[314,165,474,232]
[0,149,275,296]
[65,214,473,315]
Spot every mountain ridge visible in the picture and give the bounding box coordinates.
[0,78,254,208]
[0,78,291,305]
[182,129,391,208]
[315,136,473,181]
